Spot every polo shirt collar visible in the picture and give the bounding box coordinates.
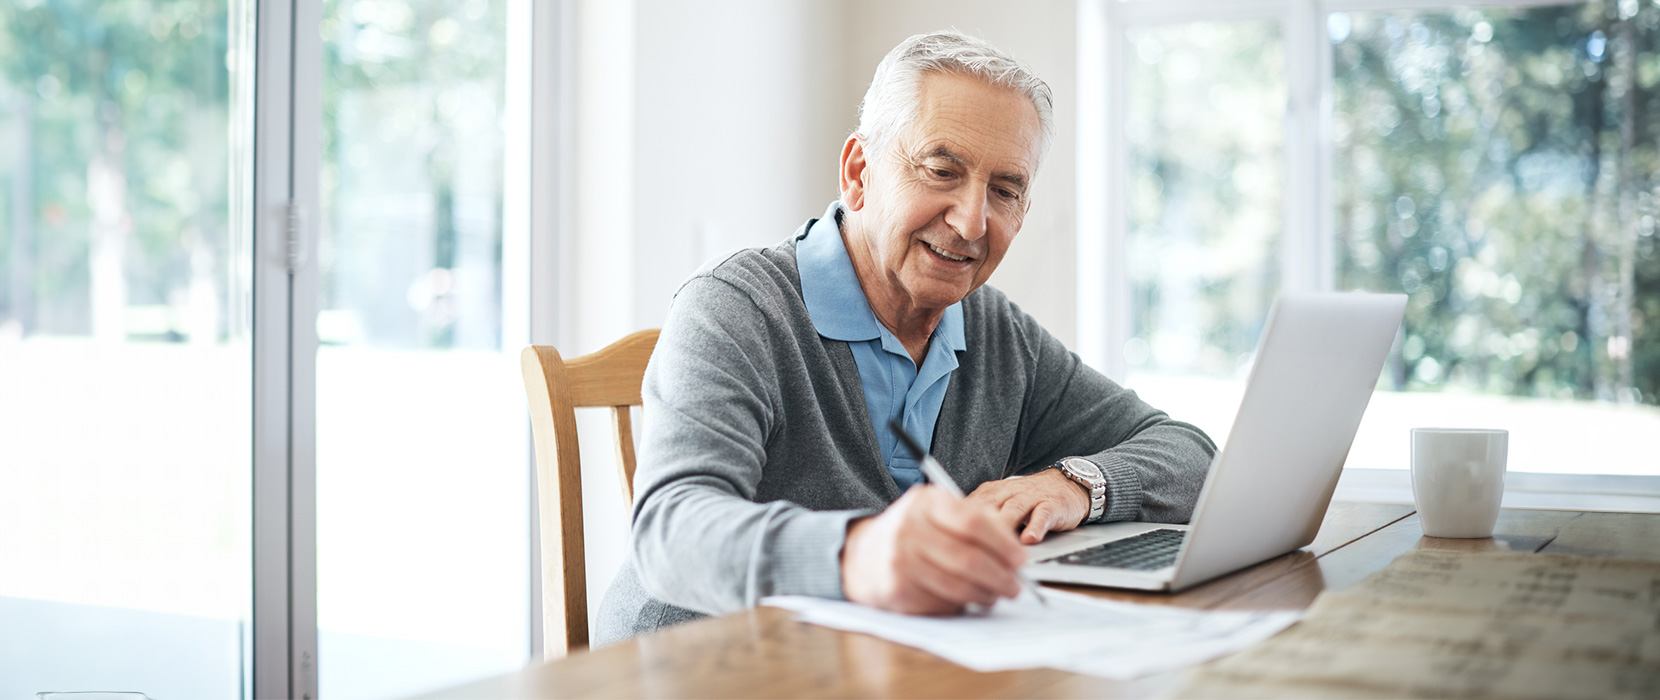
[798,201,967,352]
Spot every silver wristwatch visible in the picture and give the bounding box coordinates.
[1056,457,1107,524]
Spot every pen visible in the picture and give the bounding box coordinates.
[887,418,1049,607]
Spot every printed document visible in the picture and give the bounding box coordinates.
[763,588,1297,680]
[1173,550,1660,699]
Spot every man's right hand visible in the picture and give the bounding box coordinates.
[839,485,1027,615]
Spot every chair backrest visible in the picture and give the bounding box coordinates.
[519,328,659,658]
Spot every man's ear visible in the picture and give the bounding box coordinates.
[839,134,868,212]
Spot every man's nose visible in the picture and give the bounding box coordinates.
[946,184,989,241]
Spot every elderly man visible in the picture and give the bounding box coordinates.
[595,31,1214,644]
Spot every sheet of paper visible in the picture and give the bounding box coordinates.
[762,588,1298,680]
[1172,550,1660,699]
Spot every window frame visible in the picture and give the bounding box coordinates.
[1077,0,1660,511]
[249,0,568,696]
[251,1,319,696]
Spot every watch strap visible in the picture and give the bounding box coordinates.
[1057,457,1107,524]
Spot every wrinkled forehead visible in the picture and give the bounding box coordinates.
[898,72,1043,178]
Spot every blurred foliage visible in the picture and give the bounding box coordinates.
[0,0,508,348]
[0,0,234,337]
[1333,1,1658,405]
[1126,20,1285,377]
[318,0,506,350]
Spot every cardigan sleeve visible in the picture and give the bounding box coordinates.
[626,274,867,615]
[1008,310,1217,524]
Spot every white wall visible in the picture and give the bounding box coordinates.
[566,0,1080,628]
[633,0,850,328]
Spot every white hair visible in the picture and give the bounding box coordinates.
[855,30,1054,166]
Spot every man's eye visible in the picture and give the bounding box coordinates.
[995,187,1019,200]
[929,168,954,179]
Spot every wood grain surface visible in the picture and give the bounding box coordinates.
[1539,510,1660,560]
[414,504,1658,700]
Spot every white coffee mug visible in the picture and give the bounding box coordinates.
[1411,428,1508,538]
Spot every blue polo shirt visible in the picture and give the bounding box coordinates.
[797,201,966,491]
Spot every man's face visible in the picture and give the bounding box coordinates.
[842,72,1042,318]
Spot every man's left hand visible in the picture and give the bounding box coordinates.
[964,468,1092,545]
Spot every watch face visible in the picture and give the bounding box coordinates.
[1063,459,1101,484]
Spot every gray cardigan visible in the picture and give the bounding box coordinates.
[594,222,1216,645]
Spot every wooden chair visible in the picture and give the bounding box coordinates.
[519,329,659,658]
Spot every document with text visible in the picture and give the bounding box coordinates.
[1173,549,1660,699]
[763,588,1298,680]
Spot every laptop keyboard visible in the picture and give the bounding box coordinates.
[1040,528,1186,570]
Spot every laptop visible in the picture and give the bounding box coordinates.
[1023,292,1407,592]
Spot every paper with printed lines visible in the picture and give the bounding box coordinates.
[1172,549,1660,699]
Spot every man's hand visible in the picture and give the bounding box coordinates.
[840,486,1026,615]
[964,468,1091,545]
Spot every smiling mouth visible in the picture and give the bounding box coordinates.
[926,242,971,262]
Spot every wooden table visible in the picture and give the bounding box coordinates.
[420,503,1660,699]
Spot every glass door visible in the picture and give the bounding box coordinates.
[1121,18,1288,444]
[0,0,255,697]
[315,0,531,696]
[3,2,544,696]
